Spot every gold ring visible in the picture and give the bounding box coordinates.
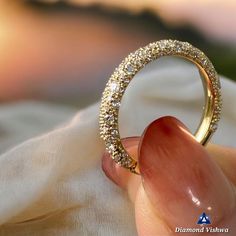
[99,39,222,174]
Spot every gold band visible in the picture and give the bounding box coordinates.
[99,40,222,174]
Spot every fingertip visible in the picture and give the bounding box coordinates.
[101,137,140,190]
[138,116,235,229]
[102,151,121,187]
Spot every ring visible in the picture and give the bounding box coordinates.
[99,39,222,174]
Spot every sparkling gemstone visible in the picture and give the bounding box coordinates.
[175,43,182,53]
[123,78,131,85]
[114,152,124,161]
[107,94,113,102]
[138,49,146,59]
[110,82,119,92]
[111,129,119,137]
[107,144,116,154]
[202,59,208,66]
[109,144,116,151]
[126,64,134,74]
[159,41,167,50]
[150,44,159,54]
[211,123,218,131]
[112,101,121,108]
[104,114,115,124]
[105,138,116,147]
[191,51,198,58]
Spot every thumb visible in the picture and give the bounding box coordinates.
[137,116,235,234]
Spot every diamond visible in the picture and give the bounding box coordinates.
[123,78,131,85]
[201,58,208,67]
[110,82,119,92]
[111,129,119,137]
[104,114,115,124]
[159,40,166,50]
[114,153,122,162]
[210,123,218,131]
[111,101,120,109]
[150,43,159,55]
[175,42,182,53]
[126,64,134,74]
[109,144,116,152]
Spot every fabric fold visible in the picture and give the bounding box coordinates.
[0,58,235,235]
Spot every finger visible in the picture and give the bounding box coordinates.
[138,116,235,234]
[207,143,236,185]
[101,130,236,189]
[102,137,141,201]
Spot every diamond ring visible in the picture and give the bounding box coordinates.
[99,40,222,174]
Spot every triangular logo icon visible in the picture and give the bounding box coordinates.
[197,212,211,225]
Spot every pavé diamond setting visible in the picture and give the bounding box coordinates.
[99,39,222,174]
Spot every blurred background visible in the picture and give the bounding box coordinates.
[0,0,235,108]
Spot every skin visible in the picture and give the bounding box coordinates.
[102,116,236,236]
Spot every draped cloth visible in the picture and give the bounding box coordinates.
[0,58,235,235]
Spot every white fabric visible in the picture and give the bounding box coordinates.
[0,58,235,235]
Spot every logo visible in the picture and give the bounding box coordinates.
[197,212,211,225]
[175,212,229,233]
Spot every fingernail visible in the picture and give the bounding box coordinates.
[139,116,235,229]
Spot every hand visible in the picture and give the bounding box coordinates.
[102,117,236,235]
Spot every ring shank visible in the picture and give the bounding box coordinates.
[99,40,222,174]
[191,58,215,145]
